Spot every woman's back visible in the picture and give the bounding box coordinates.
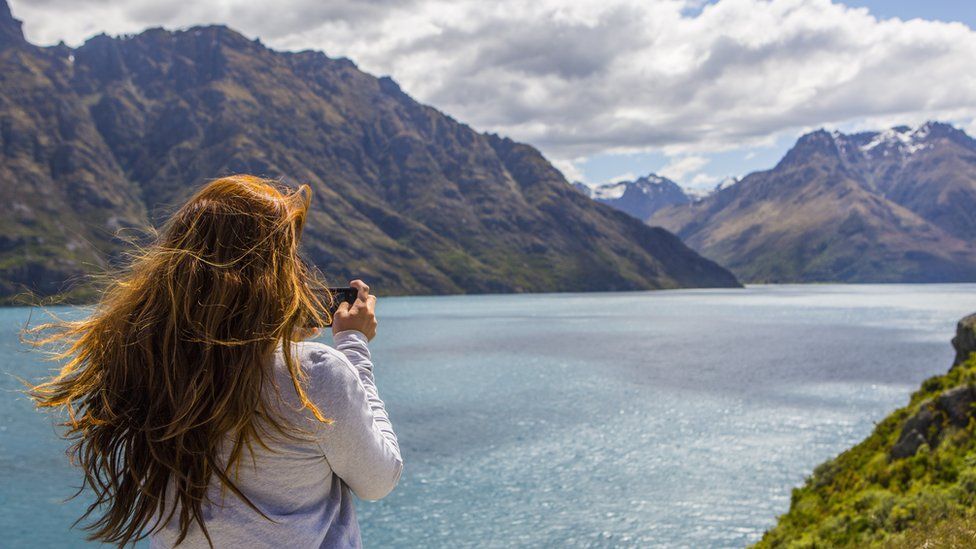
[150,334,402,549]
[27,176,400,547]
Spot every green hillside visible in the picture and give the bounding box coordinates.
[756,315,976,548]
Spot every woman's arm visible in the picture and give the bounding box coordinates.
[321,330,402,500]
[313,279,401,500]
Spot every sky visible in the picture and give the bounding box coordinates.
[9,0,976,190]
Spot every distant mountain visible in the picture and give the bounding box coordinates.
[650,122,976,283]
[0,0,738,302]
[573,174,691,220]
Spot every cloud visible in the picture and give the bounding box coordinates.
[688,172,721,189]
[659,155,709,182]
[12,0,976,170]
[608,172,638,183]
[551,158,586,183]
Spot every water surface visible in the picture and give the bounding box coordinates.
[2,285,974,548]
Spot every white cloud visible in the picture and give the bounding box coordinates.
[659,155,709,182]
[551,158,586,183]
[608,171,638,183]
[689,172,721,187]
[11,0,976,171]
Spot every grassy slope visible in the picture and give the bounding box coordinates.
[755,354,976,547]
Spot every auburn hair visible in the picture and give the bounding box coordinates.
[26,175,334,547]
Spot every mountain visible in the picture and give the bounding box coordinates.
[650,123,976,283]
[0,1,738,302]
[572,181,594,196]
[573,174,692,220]
[756,314,976,547]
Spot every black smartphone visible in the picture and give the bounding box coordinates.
[322,287,359,327]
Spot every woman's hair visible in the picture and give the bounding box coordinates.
[26,175,334,547]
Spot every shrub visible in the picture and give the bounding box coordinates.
[753,356,976,548]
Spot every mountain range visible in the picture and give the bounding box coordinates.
[651,123,976,283]
[579,123,976,283]
[0,0,738,302]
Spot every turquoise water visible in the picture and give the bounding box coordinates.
[2,284,975,548]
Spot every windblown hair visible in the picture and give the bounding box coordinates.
[27,175,335,547]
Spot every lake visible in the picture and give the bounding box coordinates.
[2,284,975,548]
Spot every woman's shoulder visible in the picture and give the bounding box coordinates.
[275,340,360,392]
[293,340,348,366]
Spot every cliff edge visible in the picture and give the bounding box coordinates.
[756,314,976,547]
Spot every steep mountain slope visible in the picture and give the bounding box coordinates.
[755,314,976,547]
[573,174,691,220]
[650,124,976,283]
[0,1,738,302]
[845,124,976,240]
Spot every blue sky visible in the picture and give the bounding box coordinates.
[837,1,975,28]
[688,0,976,26]
[12,0,976,191]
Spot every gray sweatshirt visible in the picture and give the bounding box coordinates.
[149,331,403,548]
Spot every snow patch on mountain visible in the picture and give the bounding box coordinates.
[593,182,627,200]
[858,124,933,155]
[571,173,694,220]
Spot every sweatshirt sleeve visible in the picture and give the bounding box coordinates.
[305,332,403,500]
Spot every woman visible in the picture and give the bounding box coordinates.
[28,175,402,548]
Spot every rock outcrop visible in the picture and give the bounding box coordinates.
[0,0,23,48]
[952,313,976,367]
[890,385,976,459]
[889,315,976,459]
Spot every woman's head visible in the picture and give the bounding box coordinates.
[155,174,327,344]
[27,175,332,547]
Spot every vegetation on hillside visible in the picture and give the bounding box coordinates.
[756,335,976,547]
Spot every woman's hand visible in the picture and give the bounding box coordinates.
[332,279,378,340]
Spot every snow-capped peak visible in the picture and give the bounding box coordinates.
[588,173,682,200]
[636,174,669,186]
[859,123,932,155]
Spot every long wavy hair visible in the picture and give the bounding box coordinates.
[26,175,335,547]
